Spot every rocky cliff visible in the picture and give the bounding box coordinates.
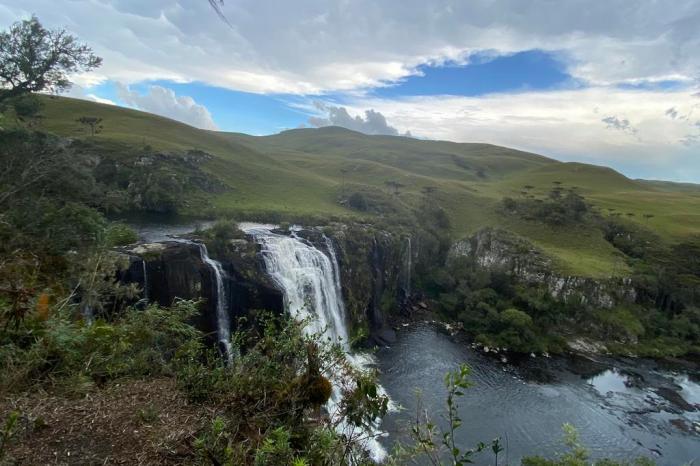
[121,239,283,344]
[449,227,636,308]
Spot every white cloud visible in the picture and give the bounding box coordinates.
[308,102,410,136]
[335,87,700,180]
[0,0,698,94]
[65,85,116,105]
[116,84,218,130]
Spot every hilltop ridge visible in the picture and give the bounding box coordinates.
[17,95,700,277]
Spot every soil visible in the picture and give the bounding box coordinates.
[1,378,211,465]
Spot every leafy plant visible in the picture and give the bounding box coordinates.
[405,364,499,466]
[0,411,18,462]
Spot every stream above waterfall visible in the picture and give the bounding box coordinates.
[377,322,700,465]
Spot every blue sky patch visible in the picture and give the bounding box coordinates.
[129,81,311,135]
[375,50,577,97]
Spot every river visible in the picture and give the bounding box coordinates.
[377,322,700,465]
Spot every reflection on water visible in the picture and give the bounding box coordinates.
[588,369,637,396]
[377,323,700,465]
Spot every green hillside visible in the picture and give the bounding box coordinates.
[20,95,700,277]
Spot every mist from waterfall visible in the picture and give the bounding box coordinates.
[242,224,388,462]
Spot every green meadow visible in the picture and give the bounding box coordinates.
[28,95,700,277]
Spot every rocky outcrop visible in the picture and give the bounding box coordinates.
[449,228,636,308]
[121,239,283,344]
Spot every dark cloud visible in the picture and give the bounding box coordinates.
[602,115,637,134]
[665,107,679,119]
[309,103,410,137]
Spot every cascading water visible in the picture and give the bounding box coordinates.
[193,242,233,363]
[242,224,388,462]
[141,259,149,302]
[404,236,412,299]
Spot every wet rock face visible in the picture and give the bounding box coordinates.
[121,239,283,343]
[449,227,636,309]
[122,241,216,337]
[314,224,406,345]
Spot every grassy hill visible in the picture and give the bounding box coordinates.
[17,95,700,277]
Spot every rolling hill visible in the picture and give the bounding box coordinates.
[19,95,700,277]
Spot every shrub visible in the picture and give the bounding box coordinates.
[178,314,389,465]
[0,300,201,391]
[104,223,138,247]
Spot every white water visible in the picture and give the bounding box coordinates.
[194,242,233,363]
[404,236,412,298]
[242,224,388,462]
[141,259,149,302]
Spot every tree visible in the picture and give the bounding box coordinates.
[76,116,103,136]
[0,16,102,104]
[385,180,405,196]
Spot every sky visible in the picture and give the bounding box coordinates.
[1,1,699,182]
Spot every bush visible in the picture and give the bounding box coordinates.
[104,223,138,247]
[0,300,201,391]
[179,314,389,465]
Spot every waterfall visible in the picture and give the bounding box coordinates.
[194,242,233,363]
[141,259,149,302]
[405,236,412,299]
[243,224,388,462]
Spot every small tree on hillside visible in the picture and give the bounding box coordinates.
[0,16,102,104]
[76,116,103,136]
[385,180,405,196]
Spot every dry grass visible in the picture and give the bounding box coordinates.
[1,378,212,465]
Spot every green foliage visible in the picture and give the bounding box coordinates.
[104,223,138,247]
[430,257,560,353]
[401,363,497,466]
[0,16,101,103]
[521,424,655,466]
[0,299,201,391]
[75,116,103,136]
[7,94,42,125]
[179,314,389,465]
[594,307,644,343]
[201,219,245,257]
[501,189,590,226]
[0,411,18,463]
[254,427,295,466]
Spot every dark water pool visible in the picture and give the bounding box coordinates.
[377,323,700,465]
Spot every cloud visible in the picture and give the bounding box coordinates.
[65,84,116,105]
[665,107,679,119]
[116,84,218,130]
[1,0,698,94]
[334,87,700,179]
[601,115,637,135]
[308,103,409,136]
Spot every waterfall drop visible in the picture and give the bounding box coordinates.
[243,224,388,462]
[194,242,233,363]
[404,236,412,299]
[141,259,149,302]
